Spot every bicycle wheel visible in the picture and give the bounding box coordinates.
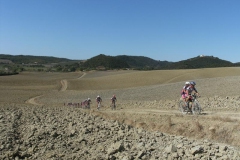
[97,103,101,110]
[192,100,201,115]
[179,101,188,114]
[112,102,116,110]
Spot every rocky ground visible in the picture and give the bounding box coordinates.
[1,104,240,160]
[1,70,240,159]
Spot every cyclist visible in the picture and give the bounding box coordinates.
[181,81,190,103]
[81,98,91,109]
[185,81,200,106]
[111,95,117,110]
[96,95,102,110]
[85,98,91,109]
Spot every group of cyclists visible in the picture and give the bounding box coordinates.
[82,94,117,110]
[181,81,200,109]
[81,80,199,111]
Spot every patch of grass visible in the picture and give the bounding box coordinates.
[194,121,203,132]
[147,123,156,131]
[135,122,147,129]
[167,117,173,127]
[211,116,236,122]
[176,126,185,135]
[124,119,135,127]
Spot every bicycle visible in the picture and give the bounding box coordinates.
[111,101,116,110]
[179,93,201,115]
[97,101,101,110]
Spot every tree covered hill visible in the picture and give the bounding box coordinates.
[0,54,72,64]
[165,56,234,69]
[116,55,172,69]
[82,54,130,69]
[81,54,239,70]
[0,54,239,73]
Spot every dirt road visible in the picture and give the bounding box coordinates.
[60,80,68,91]
[25,72,86,105]
[25,95,44,106]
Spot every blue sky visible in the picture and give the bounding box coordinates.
[0,0,240,62]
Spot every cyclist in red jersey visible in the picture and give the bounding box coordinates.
[96,95,102,110]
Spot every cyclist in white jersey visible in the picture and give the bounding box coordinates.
[186,81,200,103]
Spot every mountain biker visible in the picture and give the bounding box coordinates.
[111,95,117,109]
[181,81,190,103]
[81,98,91,109]
[96,95,102,109]
[111,95,117,103]
[85,98,91,109]
[185,81,200,105]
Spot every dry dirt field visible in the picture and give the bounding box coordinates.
[1,68,240,159]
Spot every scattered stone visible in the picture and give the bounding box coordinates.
[1,105,239,159]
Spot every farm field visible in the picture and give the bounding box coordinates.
[1,68,240,159]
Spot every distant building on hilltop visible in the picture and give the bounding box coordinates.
[199,55,205,57]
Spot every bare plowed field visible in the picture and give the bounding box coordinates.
[1,68,240,159]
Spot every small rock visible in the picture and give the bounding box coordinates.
[191,146,203,155]
[165,144,177,153]
[107,141,124,155]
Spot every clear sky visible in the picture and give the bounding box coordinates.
[0,0,240,62]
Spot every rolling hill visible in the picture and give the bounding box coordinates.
[82,54,130,69]
[83,54,238,70]
[0,54,239,72]
[116,55,172,69]
[0,54,72,64]
[163,56,235,69]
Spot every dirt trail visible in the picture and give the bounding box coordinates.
[77,72,86,79]
[60,80,68,91]
[104,108,240,120]
[25,72,86,105]
[60,72,86,91]
[25,95,44,106]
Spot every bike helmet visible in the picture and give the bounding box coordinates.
[185,81,190,85]
[190,81,196,85]
[97,95,100,97]
[88,98,90,100]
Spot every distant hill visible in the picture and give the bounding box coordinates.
[82,54,129,69]
[0,54,72,64]
[1,54,239,73]
[111,55,239,70]
[0,59,13,64]
[165,56,234,69]
[116,55,172,69]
